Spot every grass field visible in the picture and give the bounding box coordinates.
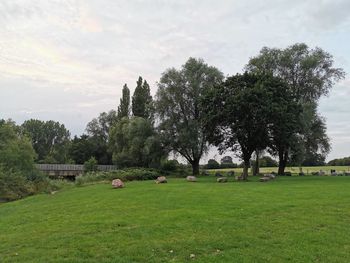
[1,176,350,262]
[209,165,350,175]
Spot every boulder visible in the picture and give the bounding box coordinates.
[217,177,228,183]
[345,172,350,176]
[319,170,325,176]
[264,174,276,179]
[260,177,270,182]
[186,176,197,182]
[112,179,124,188]
[155,176,167,184]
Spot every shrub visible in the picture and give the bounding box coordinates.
[84,157,98,173]
[75,168,162,186]
[160,159,179,172]
[0,169,34,202]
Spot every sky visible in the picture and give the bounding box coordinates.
[0,0,350,162]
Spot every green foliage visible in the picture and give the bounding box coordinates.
[21,119,71,164]
[0,169,34,201]
[132,77,153,119]
[259,156,278,167]
[75,168,161,186]
[68,135,95,164]
[205,159,220,169]
[156,57,224,175]
[0,121,36,176]
[160,159,179,172]
[84,157,98,173]
[328,157,350,166]
[117,84,131,119]
[86,110,118,164]
[109,117,165,168]
[246,43,344,173]
[202,73,288,178]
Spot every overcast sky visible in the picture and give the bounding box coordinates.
[1,0,349,162]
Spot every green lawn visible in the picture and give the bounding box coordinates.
[1,176,350,262]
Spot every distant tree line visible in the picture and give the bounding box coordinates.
[328,157,350,166]
[3,43,345,180]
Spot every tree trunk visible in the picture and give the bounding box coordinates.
[192,160,200,176]
[242,159,250,180]
[278,150,288,175]
[253,151,260,176]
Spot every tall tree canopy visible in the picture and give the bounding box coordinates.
[86,110,118,164]
[21,119,71,164]
[202,73,291,179]
[109,117,165,168]
[117,84,130,120]
[132,77,153,120]
[68,135,95,164]
[246,43,345,173]
[155,57,224,175]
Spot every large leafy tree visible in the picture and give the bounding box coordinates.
[202,73,286,179]
[247,43,345,173]
[0,120,36,175]
[117,84,130,120]
[132,77,153,120]
[109,117,165,168]
[155,57,224,175]
[21,119,71,164]
[68,135,95,164]
[86,110,118,164]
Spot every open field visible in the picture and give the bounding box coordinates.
[209,166,350,175]
[2,176,350,262]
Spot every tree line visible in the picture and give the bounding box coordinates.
[2,43,345,179]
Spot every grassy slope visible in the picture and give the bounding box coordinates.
[1,177,350,262]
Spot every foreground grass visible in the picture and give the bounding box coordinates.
[1,177,350,262]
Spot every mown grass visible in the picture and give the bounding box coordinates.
[210,165,350,175]
[1,176,350,262]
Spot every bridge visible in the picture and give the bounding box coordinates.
[36,164,118,179]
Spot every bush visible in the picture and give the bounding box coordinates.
[84,157,98,173]
[0,169,34,202]
[75,168,162,186]
[160,159,179,172]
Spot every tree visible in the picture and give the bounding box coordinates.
[117,84,130,120]
[155,58,224,175]
[0,121,36,176]
[205,159,220,169]
[68,135,95,164]
[109,117,165,168]
[202,73,280,179]
[247,43,345,173]
[84,157,98,172]
[21,119,71,164]
[132,77,153,120]
[86,110,118,164]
